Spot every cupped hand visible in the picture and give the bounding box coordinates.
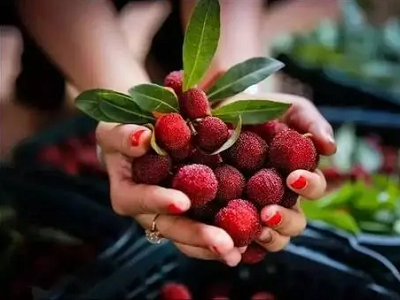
[96,122,242,266]
[221,92,337,252]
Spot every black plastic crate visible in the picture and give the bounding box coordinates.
[39,237,400,300]
[276,54,400,114]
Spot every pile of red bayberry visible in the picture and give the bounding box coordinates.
[132,70,320,258]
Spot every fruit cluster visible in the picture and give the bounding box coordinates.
[160,281,275,300]
[132,71,320,251]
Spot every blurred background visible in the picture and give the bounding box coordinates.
[1,0,399,299]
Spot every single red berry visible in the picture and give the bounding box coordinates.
[155,113,191,151]
[214,165,245,204]
[196,116,229,152]
[164,70,184,96]
[132,154,171,184]
[180,88,210,119]
[242,243,267,264]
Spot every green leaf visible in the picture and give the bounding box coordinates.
[207,57,284,101]
[76,89,154,124]
[183,0,220,90]
[302,202,360,234]
[211,100,291,125]
[128,84,179,114]
[209,116,242,155]
[359,221,392,234]
[146,124,167,156]
[75,90,116,122]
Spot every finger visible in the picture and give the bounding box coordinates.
[260,205,306,237]
[175,243,241,267]
[110,180,191,216]
[136,214,235,255]
[286,169,327,200]
[256,227,290,252]
[96,122,151,157]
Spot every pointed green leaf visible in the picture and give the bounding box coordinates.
[210,115,242,155]
[128,84,179,113]
[207,57,284,101]
[212,100,291,125]
[146,124,167,156]
[75,90,116,122]
[183,0,220,90]
[75,89,154,124]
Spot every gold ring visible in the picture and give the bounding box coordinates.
[145,214,164,244]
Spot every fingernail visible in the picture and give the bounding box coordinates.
[263,211,282,227]
[210,246,220,255]
[326,132,336,146]
[239,246,247,254]
[290,175,307,190]
[130,129,146,147]
[168,204,183,214]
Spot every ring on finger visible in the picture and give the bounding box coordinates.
[145,214,165,245]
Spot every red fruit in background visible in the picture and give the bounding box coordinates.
[180,88,210,119]
[132,154,171,184]
[242,243,267,264]
[155,113,191,151]
[214,199,262,247]
[279,188,298,208]
[251,291,276,300]
[38,145,63,164]
[247,120,288,144]
[190,148,223,169]
[63,156,80,175]
[350,165,372,185]
[160,282,192,300]
[214,165,245,204]
[381,146,399,174]
[225,131,268,174]
[164,70,184,96]
[269,129,319,174]
[322,166,344,182]
[172,164,218,208]
[246,168,284,207]
[196,116,229,152]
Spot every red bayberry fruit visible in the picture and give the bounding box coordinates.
[242,243,267,264]
[155,113,191,151]
[196,116,229,152]
[132,154,171,184]
[214,165,245,204]
[180,88,210,119]
[160,282,192,300]
[164,70,184,96]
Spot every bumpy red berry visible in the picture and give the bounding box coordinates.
[214,199,261,247]
[190,201,221,223]
[196,116,229,152]
[251,291,276,300]
[246,168,284,207]
[172,164,218,208]
[155,113,191,151]
[131,154,171,184]
[164,70,183,96]
[169,143,193,163]
[280,188,298,208]
[160,282,192,300]
[269,129,319,174]
[242,243,267,264]
[180,88,210,119]
[214,165,245,204]
[225,131,267,173]
[247,120,288,144]
[190,148,222,169]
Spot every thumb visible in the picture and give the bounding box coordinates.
[96,122,151,157]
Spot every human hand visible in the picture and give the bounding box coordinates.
[96,122,243,266]
[220,92,337,252]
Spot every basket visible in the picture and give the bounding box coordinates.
[38,237,400,300]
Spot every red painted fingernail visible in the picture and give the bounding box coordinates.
[168,204,183,214]
[211,246,220,255]
[130,130,145,147]
[264,212,282,227]
[290,175,307,190]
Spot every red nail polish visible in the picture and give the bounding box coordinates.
[211,246,220,255]
[130,130,145,147]
[265,212,282,227]
[290,175,307,190]
[168,204,183,214]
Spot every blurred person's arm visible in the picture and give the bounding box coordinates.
[180,0,264,89]
[17,0,149,93]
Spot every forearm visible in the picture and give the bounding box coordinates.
[181,0,264,68]
[17,0,149,93]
